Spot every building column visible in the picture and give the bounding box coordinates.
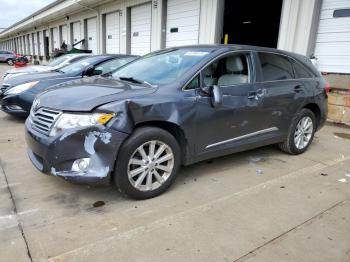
[277,0,322,56]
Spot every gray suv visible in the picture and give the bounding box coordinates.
[0,50,16,65]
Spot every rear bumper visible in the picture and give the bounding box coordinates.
[25,118,129,184]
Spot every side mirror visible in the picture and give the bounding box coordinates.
[83,66,94,77]
[210,85,223,107]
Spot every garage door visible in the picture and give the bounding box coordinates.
[72,22,82,48]
[60,25,68,45]
[105,12,120,54]
[166,0,200,47]
[52,27,59,50]
[87,17,98,54]
[27,35,31,55]
[39,31,44,56]
[314,0,350,73]
[33,33,39,55]
[130,3,152,55]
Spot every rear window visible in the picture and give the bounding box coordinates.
[290,59,314,79]
[258,52,294,81]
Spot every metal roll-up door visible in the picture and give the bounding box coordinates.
[166,0,200,47]
[87,17,98,54]
[130,3,152,55]
[60,25,68,45]
[72,22,82,48]
[105,12,120,54]
[39,31,44,56]
[52,27,59,50]
[33,33,39,55]
[27,35,31,55]
[314,0,350,73]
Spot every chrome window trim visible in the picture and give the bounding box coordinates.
[206,127,279,149]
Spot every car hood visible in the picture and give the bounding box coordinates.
[6,65,54,74]
[3,71,70,88]
[37,77,157,112]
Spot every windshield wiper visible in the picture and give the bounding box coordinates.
[54,69,64,73]
[119,76,154,87]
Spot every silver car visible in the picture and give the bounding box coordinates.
[3,53,91,80]
[0,50,16,66]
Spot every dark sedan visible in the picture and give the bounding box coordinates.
[1,55,137,117]
[25,45,328,199]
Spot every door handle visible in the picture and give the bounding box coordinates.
[248,89,265,100]
[294,85,303,93]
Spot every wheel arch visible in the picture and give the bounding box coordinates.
[134,120,190,165]
[303,103,321,129]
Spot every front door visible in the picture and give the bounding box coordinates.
[194,52,262,155]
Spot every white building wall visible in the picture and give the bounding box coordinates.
[314,0,350,73]
[277,0,322,56]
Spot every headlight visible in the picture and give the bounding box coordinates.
[49,112,115,137]
[4,81,39,95]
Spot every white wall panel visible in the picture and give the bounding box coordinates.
[130,3,152,55]
[87,17,98,54]
[314,0,350,73]
[72,21,82,48]
[166,0,200,47]
[105,12,120,54]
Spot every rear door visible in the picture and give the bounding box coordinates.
[253,52,306,134]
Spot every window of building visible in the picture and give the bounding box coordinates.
[333,9,350,18]
[258,52,294,81]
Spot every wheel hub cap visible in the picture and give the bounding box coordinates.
[294,116,314,150]
[127,140,174,192]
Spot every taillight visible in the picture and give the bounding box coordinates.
[325,82,331,95]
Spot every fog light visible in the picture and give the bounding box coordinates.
[72,158,90,172]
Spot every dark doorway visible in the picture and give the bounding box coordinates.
[222,0,283,48]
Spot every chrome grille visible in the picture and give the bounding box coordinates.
[30,107,62,135]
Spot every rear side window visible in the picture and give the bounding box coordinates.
[290,59,313,79]
[258,52,294,81]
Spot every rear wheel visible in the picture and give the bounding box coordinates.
[278,108,316,155]
[114,127,181,200]
[6,59,14,66]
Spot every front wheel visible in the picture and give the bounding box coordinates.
[7,59,14,66]
[278,108,316,155]
[114,127,181,200]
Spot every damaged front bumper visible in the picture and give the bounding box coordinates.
[25,118,128,184]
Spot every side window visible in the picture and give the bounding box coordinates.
[185,74,200,90]
[202,53,250,87]
[290,59,313,79]
[258,53,294,81]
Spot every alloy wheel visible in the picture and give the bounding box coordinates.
[294,116,314,150]
[127,140,174,192]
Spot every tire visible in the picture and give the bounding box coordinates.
[6,59,14,66]
[278,108,316,155]
[114,127,181,200]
